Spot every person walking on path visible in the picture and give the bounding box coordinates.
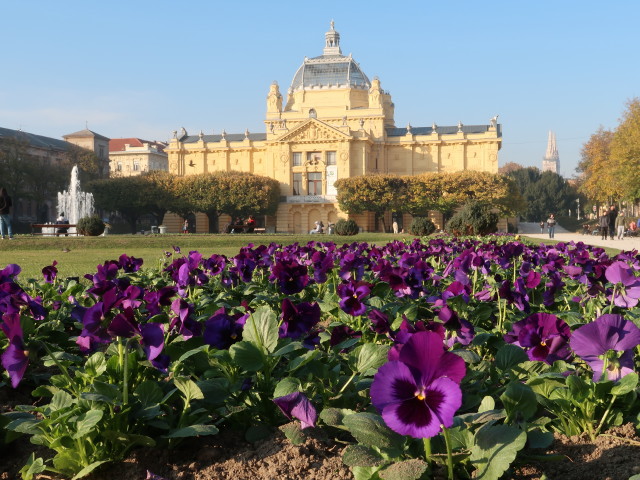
[608,205,618,240]
[546,214,556,239]
[616,210,627,240]
[0,188,13,240]
[539,221,545,233]
[182,219,189,234]
[599,211,610,240]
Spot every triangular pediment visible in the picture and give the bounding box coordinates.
[275,118,351,143]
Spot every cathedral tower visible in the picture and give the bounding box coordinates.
[542,130,559,174]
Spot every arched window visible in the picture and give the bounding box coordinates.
[309,108,317,118]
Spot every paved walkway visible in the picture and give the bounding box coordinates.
[518,222,640,252]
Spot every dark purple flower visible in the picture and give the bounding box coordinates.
[504,313,571,364]
[310,250,334,284]
[279,299,320,340]
[605,261,640,308]
[270,259,309,295]
[273,391,317,429]
[118,254,143,273]
[337,280,371,316]
[170,298,201,340]
[144,286,176,317]
[42,261,58,284]
[329,325,362,347]
[570,314,640,382]
[203,307,243,349]
[1,314,29,388]
[369,309,391,335]
[75,302,111,353]
[370,331,465,438]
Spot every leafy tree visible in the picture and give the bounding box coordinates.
[498,162,525,174]
[139,171,184,226]
[577,127,617,204]
[89,176,150,233]
[215,172,280,220]
[0,137,33,202]
[62,145,105,183]
[610,98,640,201]
[178,173,223,233]
[446,200,499,235]
[335,174,406,232]
[404,173,442,216]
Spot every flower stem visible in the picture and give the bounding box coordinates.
[441,426,454,480]
[594,394,617,438]
[423,437,431,463]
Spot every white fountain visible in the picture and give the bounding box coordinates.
[56,165,95,234]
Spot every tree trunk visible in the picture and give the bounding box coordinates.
[206,211,218,233]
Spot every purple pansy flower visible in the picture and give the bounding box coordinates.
[42,261,58,284]
[570,314,640,382]
[270,258,309,295]
[370,331,465,438]
[273,391,317,429]
[504,313,571,364]
[605,261,640,308]
[203,307,244,349]
[337,280,372,316]
[1,314,29,388]
[279,299,320,340]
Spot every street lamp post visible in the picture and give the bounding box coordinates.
[577,198,580,220]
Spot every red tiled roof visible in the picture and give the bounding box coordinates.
[109,138,167,153]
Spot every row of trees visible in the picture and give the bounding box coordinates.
[88,171,281,233]
[501,167,578,222]
[579,98,640,206]
[334,170,524,231]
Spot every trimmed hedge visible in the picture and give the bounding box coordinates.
[335,219,359,236]
[77,216,105,236]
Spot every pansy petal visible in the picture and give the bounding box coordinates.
[399,331,466,385]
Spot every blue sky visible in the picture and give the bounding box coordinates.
[2,0,639,178]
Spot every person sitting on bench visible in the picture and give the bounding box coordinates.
[56,212,69,236]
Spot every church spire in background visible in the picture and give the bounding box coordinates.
[542,130,559,174]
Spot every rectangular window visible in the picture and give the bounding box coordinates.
[307,172,322,195]
[326,151,336,165]
[117,162,122,171]
[293,173,302,195]
[133,161,140,171]
[99,145,105,158]
[293,152,302,166]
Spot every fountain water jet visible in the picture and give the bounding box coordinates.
[57,165,95,232]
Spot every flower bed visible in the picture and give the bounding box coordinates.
[1,236,640,480]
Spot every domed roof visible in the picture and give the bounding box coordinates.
[289,22,371,92]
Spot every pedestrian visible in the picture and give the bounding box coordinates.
[182,219,189,234]
[598,211,610,240]
[0,188,13,240]
[56,212,69,237]
[546,214,556,239]
[393,219,399,234]
[539,221,544,233]
[615,210,626,240]
[607,205,618,240]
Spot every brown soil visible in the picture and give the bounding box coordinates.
[1,425,639,480]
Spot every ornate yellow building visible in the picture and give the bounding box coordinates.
[165,23,501,233]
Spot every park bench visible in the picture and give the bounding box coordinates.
[30,223,80,236]
[225,224,266,234]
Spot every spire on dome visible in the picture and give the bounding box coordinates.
[323,20,342,55]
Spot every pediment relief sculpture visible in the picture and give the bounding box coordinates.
[275,119,351,144]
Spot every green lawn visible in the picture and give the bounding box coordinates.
[0,233,401,281]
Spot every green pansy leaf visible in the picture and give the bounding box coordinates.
[280,422,306,446]
[19,454,46,480]
[71,460,110,480]
[243,306,279,353]
[230,341,265,372]
[611,372,638,396]
[352,466,385,480]
[352,343,390,375]
[73,409,104,439]
[163,424,219,438]
[496,344,529,371]
[527,428,554,449]
[84,352,106,378]
[174,377,204,403]
[273,377,301,398]
[50,391,74,412]
[379,459,428,480]
[134,380,164,407]
[501,381,538,423]
[342,412,403,450]
[342,444,385,467]
[478,396,495,413]
[470,424,527,480]
[319,407,356,427]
